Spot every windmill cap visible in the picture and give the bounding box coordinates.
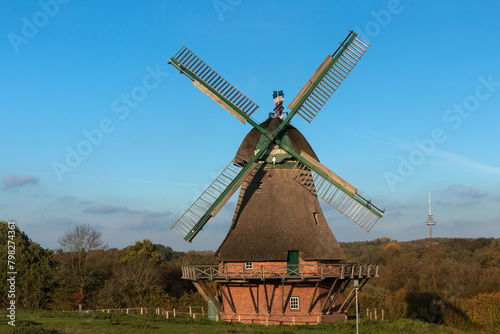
[235,117,319,162]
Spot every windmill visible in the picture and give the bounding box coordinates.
[168,31,384,324]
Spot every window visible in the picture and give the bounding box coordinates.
[245,262,253,270]
[290,296,300,310]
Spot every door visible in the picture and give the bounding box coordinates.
[287,251,300,276]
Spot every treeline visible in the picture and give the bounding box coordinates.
[0,222,213,312]
[340,237,500,331]
[0,221,498,332]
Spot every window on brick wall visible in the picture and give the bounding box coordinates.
[290,296,300,310]
[245,262,253,270]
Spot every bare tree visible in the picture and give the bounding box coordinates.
[58,224,107,311]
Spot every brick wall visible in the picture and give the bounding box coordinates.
[218,260,346,325]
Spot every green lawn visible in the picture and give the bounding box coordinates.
[0,311,482,334]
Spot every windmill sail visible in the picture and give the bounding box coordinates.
[290,152,383,231]
[171,155,258,242]
[169,46,259,124]
[168,31,384,244]
[287,31,369,123]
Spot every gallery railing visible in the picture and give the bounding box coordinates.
[181,263,378,281]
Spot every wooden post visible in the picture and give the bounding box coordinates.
[189,306,192,316]
[216,314,219,321]
[382,309,385,320]
[238,315,241,322]
[166,311,169,319]
[140,308,143,315]
[126,308,129,314]
[173,308,176,317]
[193,313,196,319]
[366,308,369,318]
[265,315,268,326]
[292,316,295,325]
[317,315,320,323]
[375,309,378,320]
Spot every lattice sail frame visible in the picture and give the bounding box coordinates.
[171,155,259,242]
[169,46,259,124]
[290,158,382,232]
[168,31,383,242]
[288,32,370,123]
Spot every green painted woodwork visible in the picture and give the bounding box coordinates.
[183,139,270,242]
[208,297,221,321]
[169,57,269,136]
[169,31,382,242]
[272,137,383,219]
[277,32,357,133]
[287,251,300,276]
[255,129,295,164]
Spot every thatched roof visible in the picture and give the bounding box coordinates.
[216,118,345,262]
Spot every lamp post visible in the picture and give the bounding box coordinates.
[354,279,359,334]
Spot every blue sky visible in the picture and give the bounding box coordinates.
[1,0,499,252]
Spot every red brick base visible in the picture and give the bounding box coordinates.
[218,279,345,324]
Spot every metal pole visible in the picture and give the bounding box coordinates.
[354,279,359,334]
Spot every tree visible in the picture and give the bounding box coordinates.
[0,221,54,310]
[57,224,107,311]
[119,239,162,306]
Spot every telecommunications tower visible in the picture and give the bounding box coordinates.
[425,191,436,238]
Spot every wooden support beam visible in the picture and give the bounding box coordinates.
[247,282,258,314]
[321,278,338,313]
[342,278,370,312]
[307,281,320,314]
[281,282,284,314]
[193,281,222,313]
[192,281,209,302]
[217,283,236,314]
[339,288,355,312]
[263,281,270,314]
[282,283,297,314]
[328,279,349,314]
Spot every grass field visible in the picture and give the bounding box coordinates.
[0,311,482,334]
